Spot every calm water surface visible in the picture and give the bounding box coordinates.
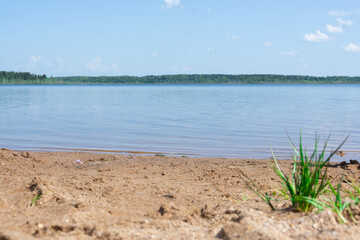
[0,84,359,160]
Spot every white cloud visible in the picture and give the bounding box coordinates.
[183,67,191,71]
[279,50,298,56]
[343,43,360,52]
[328,10,352,17]
[43,57,64,68]
[336,18,354,26]
[264,42,274,47]
[164,0,180,9]
[85,57,106,71]
[112,63,120,74]
[43,62,54,67]
[303,30,330,42]
[206,47,211,52]
[27,56,41,67]
[56,57,64,67]
[151,53,159,57]
[85,57,120,73]
[207,8,211,13]
[326,24,343,33]
[226,35,241,40]
[14,65,23,70]
[299,59,308,68]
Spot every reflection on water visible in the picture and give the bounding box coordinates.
[0,84,359,160]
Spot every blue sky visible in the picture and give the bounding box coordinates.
[1,0,359,76]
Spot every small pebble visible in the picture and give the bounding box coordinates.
[339,161,347,167]
[349,159,359,164]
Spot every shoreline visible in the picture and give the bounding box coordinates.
[5,146,360,162]
[1,148,360,239]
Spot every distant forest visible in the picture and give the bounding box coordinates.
[0,71,47,84]
[1,71,360,84]
[54,75,360,84]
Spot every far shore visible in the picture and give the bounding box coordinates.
[2,82,360,85]
[1,72,360,85]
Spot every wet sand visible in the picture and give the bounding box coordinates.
[1,148,360,239]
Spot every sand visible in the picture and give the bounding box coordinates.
[1,148,360,239]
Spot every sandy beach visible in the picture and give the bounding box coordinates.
[1,148,360,239]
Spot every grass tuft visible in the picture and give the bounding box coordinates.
[269,133,348,212]
[30,193,42,207]
[240,132,348,214]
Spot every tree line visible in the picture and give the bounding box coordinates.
[1,71,360,84]
[53,74,360,84]
[0,71,46,81]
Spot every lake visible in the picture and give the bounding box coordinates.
[0,84,359,160]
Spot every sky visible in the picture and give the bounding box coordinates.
[0,0,360,77]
